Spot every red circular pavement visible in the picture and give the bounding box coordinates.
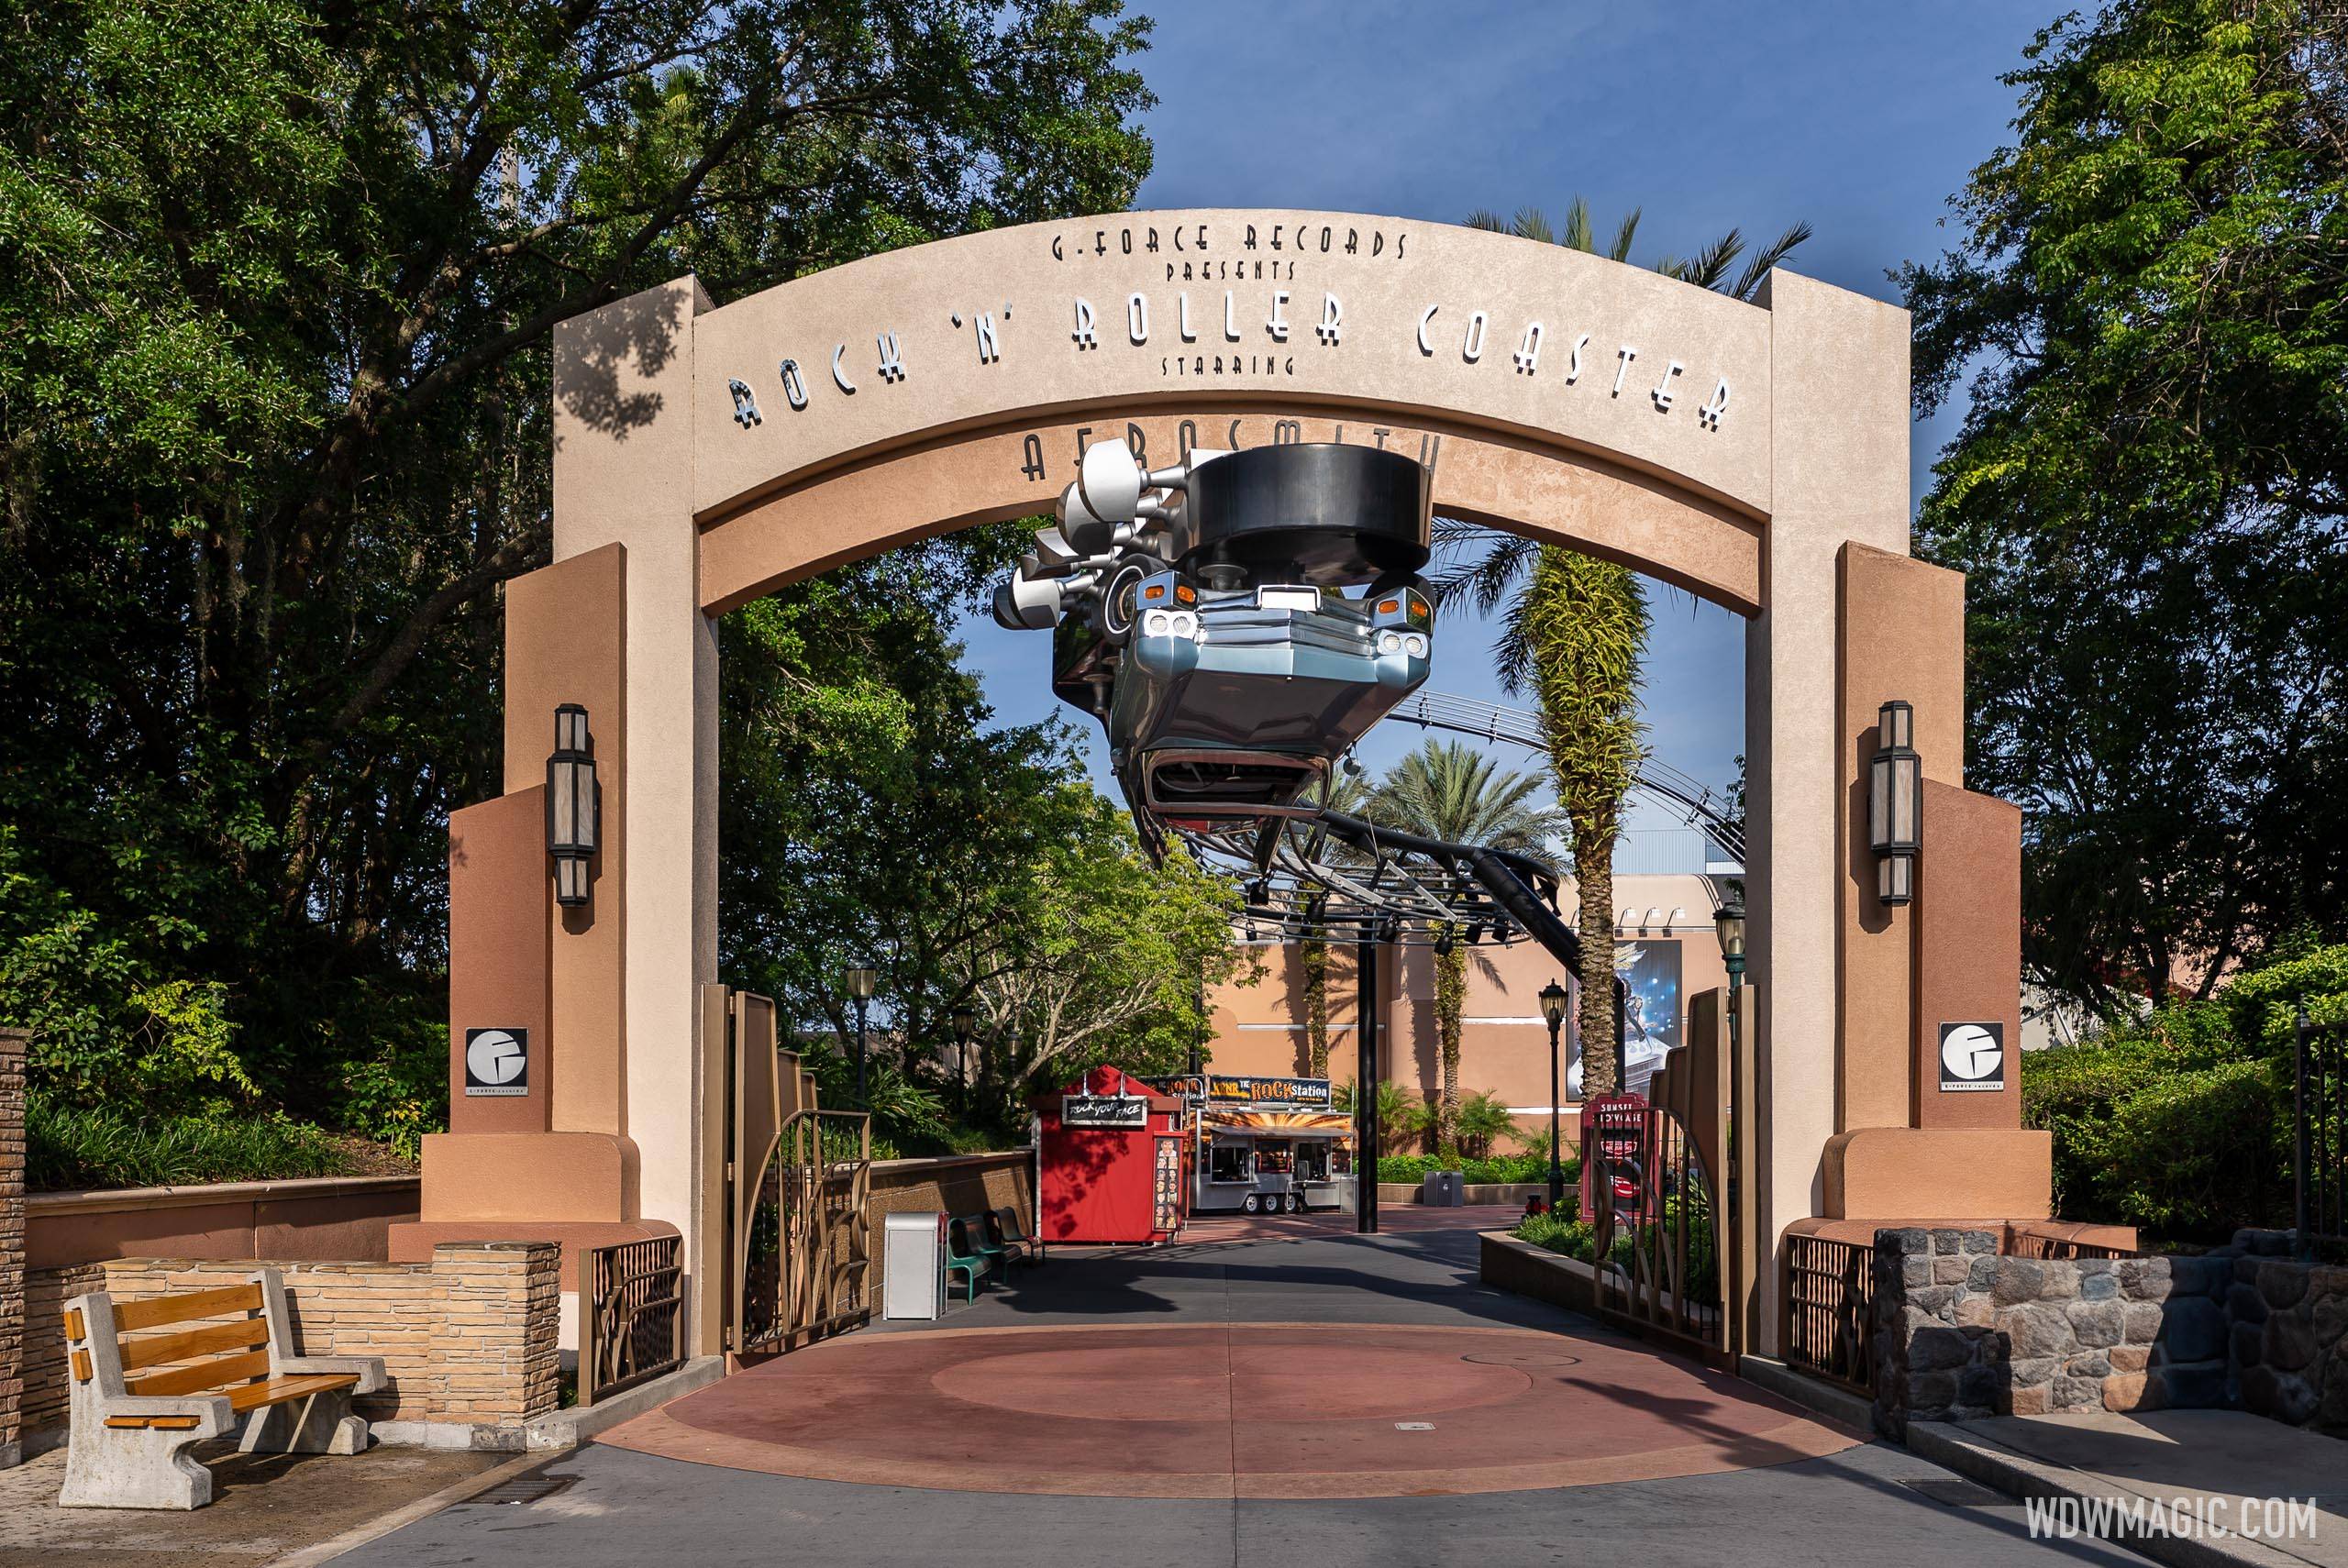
[598,1322,1859,1498]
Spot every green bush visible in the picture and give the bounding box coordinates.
[1513,1211,1597,1261]
[2099,1057,2291,1241]
[1377,1150,1579,1187]
[28,1096,358,1190]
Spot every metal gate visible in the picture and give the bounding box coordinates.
[716,987,871,1356]
[1587,986,1749,1366]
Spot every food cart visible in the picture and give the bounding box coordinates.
[1188,1075,1356,1214]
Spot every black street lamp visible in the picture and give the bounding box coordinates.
[845,961,878,1102]
[1868,699,1922,906]
[951,1000,976,1119]
[1539,978,1569,1210]
[1713,900,1746,992]
[545,704,599,909]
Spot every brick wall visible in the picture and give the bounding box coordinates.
[1868,1226,2346,1440]
[0,1029,25,1468]
[868,1152,1034,1301]
[20,1242,559,1449]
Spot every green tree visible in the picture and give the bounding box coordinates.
[0,0,1154,1128]
[1365,739,1559,1130]
[1901,0,2348,1011]
[1439,200,1805,1093]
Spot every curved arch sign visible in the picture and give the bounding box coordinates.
[409,209,2044,1366]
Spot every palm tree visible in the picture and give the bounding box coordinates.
[1366,739,1561,1134]
[1518,551,1650,1098]
[1296,769,1368,1078]
[1439,199,1809,1097]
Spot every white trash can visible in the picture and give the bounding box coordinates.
[883,1210,948,1320]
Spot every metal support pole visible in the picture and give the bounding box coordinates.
[2296,1007,2311,1259]
[1614,978,1629,1096]
[853,995,869,1105]
[1546,1013,1565,1210]
[1356,928,1380,1235]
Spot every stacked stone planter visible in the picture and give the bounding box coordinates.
[1870,1225,2348,1441]
[2215,1229,2348,1430]
[1869,1228,2229,1439]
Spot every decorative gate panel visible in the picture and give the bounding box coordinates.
[719,988,872,1356]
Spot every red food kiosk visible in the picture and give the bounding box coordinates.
[1033,1066,1189,1244]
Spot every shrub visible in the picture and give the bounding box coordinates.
[28,1096,356,1190]
[1376,1150,1579,1187]
[1514,1211,1597,1261]
[2099,1057,2291,1241]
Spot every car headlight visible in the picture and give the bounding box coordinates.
[1377,630,1402,654]
[1143,610,1172,636]
[1170,611,1198,637]
[1404,634,1427,657]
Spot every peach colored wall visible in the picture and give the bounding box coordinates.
[1835,545,1966,1134]
[447,788,551,1135]
[504,543,628,1139]
[1914,783,2026,1131]
[25,1178,421,1271]
[1208,877,1732,1148]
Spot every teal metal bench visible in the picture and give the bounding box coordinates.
[986,1207,1037,1268]
[945,1217,991,1303]
[958,1212,1013,1276]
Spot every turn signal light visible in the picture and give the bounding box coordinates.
[1376,598,1401,615]
[1144,583,1166,602]
[1175,583,1196,604]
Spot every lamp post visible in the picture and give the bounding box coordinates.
[1868,699,1922,905]
[951,1000,975,1120]
[1540,979,1569,1210]
[545,704,599,909]
[844,961,878,1103]
[1713,900,1746,993]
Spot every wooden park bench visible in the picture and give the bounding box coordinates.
[60,1269,387,1509]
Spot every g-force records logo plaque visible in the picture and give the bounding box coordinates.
[1937,1021,2006,1093]
[464,1028,528,1097]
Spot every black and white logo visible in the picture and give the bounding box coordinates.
[1937,1021,2005,1093]
[464,1028,529,1097]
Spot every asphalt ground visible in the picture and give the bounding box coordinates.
[339,1208,2149,1568]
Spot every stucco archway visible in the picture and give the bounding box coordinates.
[395,211,2049,1362]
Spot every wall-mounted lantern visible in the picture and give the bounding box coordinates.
[547,703,600,909]
[1868,699,1922,906]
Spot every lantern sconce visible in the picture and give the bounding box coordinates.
[1868,699,1922,906]
[547,703,600,909]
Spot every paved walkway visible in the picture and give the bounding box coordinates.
[344,1208,2148,1567]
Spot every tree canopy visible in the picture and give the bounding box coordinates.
[0,0,1155,1149]
[1902,0,2348,1011]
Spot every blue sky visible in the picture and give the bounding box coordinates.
[950,1,2053,835]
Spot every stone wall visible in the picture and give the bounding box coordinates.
[0,1029,25,1469]
[2221,1229,2348,1429]
[867,1152,1034,1301]
[20,1242,560,1452]
[1869,1226,2347,1441]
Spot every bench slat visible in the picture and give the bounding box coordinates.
[120,1316,271,1373]
[227,1374,356,1415]
[112,1282,263,1332]
[126,1348,271,1397]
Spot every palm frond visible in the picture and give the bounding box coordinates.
[1561,194,1593,254]
[1426,528,1539,620]
[1511,204,1556,245]
[1727,219,1813,301]
[1673,227,1744,292]
[1608,207,1642,263]
[1464,208,1510,233]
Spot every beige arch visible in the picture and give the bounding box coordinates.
[414,215,2051,1372]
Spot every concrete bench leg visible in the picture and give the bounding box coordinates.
[59,1427,215,1511]
[239,1388,368,1457]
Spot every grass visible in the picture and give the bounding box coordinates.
[27,1097,371,1190]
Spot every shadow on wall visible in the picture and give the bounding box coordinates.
[555,282,690,439]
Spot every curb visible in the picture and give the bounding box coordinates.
[1905,1421,2308,1568]
[524,1356,728,1450]
[260,1447,552,1568]
[1734,1354,1877,1436]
